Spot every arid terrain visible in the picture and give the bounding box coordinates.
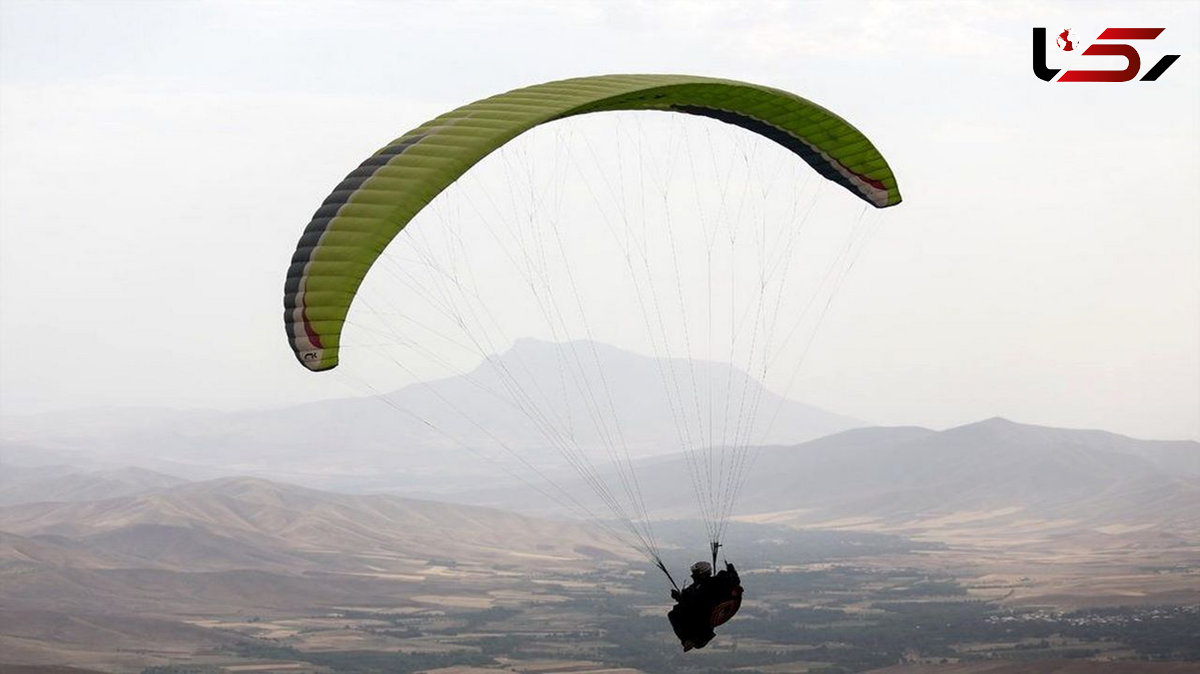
[3,358,1198,673]
[1,457,1197,673]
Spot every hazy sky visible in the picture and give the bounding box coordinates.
[1,0,1197,440]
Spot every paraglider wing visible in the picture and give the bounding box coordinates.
[284,74,902,372]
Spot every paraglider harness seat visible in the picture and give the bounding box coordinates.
[667,560,742,651]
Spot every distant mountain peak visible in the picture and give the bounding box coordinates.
[3,338,862,495]
[947,416,1146,444]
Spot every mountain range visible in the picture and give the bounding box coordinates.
[2,339,1196,672]
[429,417,1200,546]
[4,417,1196,553]
[1,339,861,493]
[2,339,1195,547]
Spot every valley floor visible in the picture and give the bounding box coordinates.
[3,528,1198,674]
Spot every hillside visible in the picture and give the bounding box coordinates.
[0,476,631,574]
[450,418,1200,543]
[0,464,186,505]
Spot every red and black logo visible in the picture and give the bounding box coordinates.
[1033,27,1180,82]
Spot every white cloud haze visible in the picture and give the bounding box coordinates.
[1,0,1197,440]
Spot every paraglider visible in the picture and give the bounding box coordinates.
[668,559,743,650]
[282,74,900,649]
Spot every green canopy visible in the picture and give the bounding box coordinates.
[284,74,902,372]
